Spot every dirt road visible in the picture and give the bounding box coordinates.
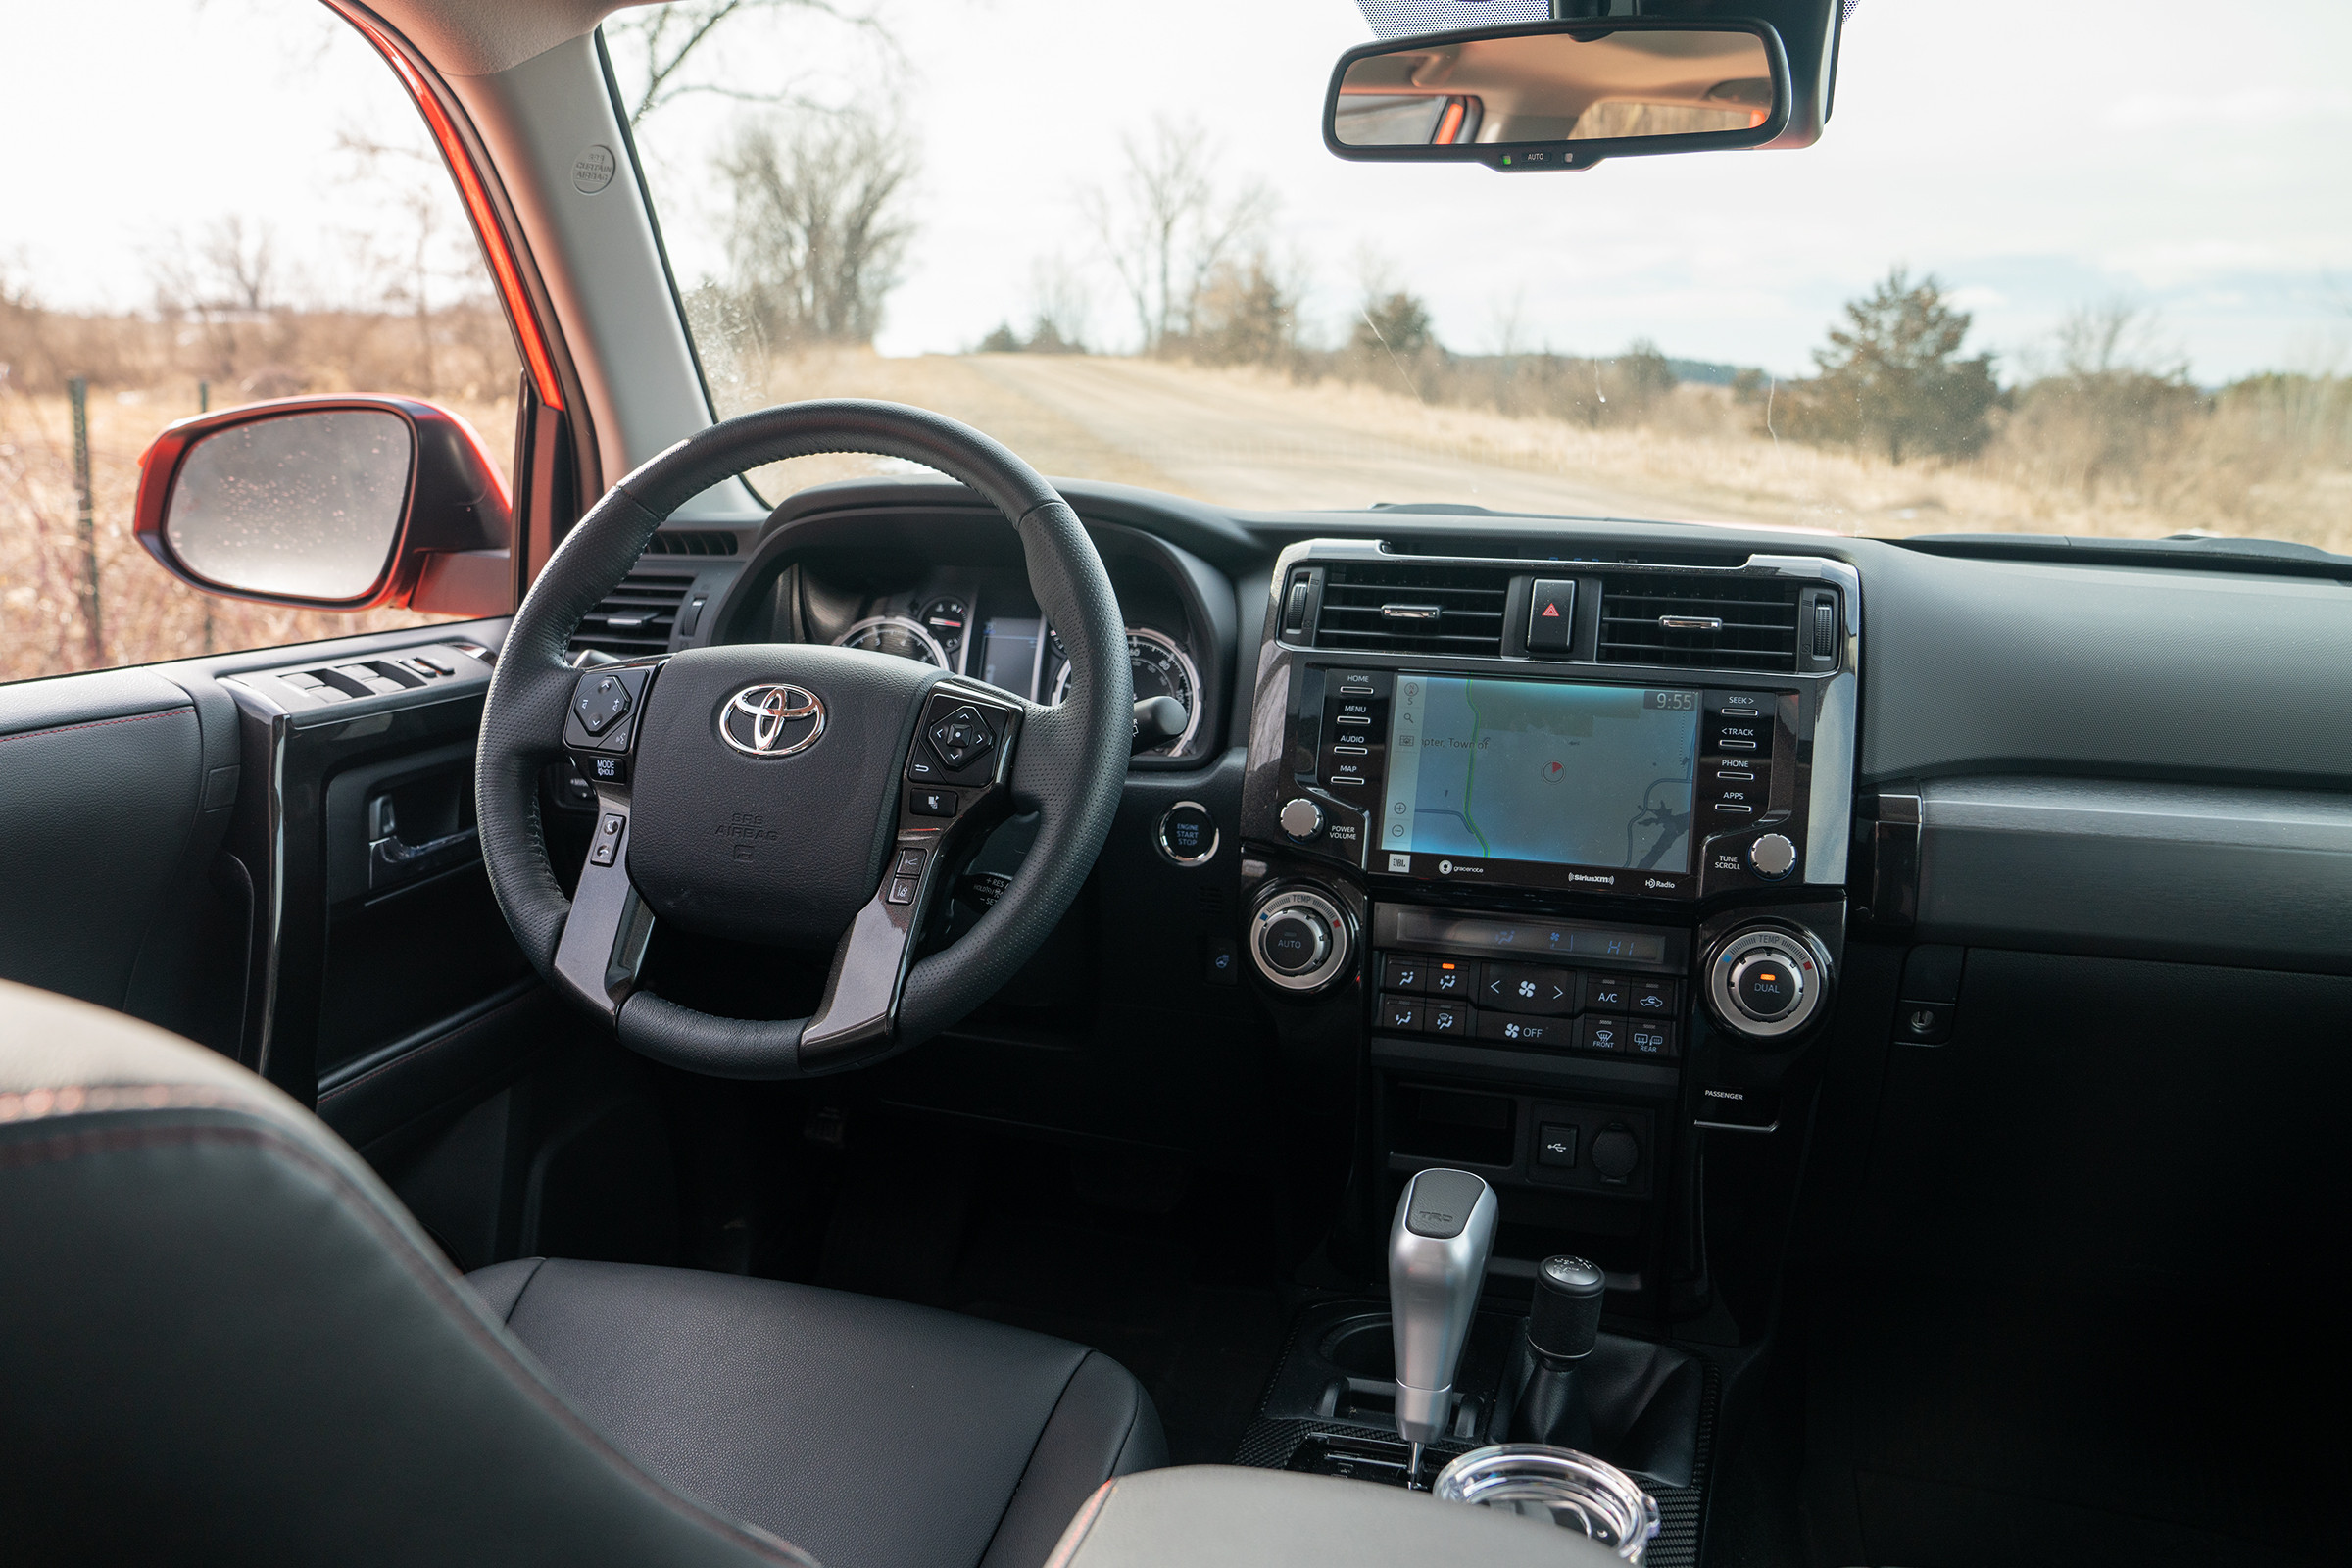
[962,354,1767,521]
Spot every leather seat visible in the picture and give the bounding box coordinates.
[0,979,1163,1568]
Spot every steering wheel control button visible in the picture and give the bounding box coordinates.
[582,754,627,785]
[589,812,625,867]
[1278,797,1326,842]
[908,788,957,818]
[893,848,927,876]
[928,705,995,769]
[1747,832,1799,881]
[1526,578,1576,653]
[886,875,918,906]
[574,673,632,736]
[1155,801,1219,866]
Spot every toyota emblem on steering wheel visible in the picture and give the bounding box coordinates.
[721,683,826,758]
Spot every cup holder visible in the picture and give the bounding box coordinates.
[1318,1314,1396,1380]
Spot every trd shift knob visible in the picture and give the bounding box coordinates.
[1388,1168,1499,1451]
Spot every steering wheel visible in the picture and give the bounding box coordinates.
[475,401,1133,1078]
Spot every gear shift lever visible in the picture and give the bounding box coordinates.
[1388,1167,1498,1482]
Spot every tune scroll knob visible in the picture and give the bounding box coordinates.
[1279,797,1326,842]
[1705,924,1833,1042]
[1747,832,1798,881]
[1249,884,1354,994]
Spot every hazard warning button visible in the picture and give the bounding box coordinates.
[1527,578,1576,653]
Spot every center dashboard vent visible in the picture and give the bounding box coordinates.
[1597,573,1801,672]
[570,569,695,659]
[1312,562,1508,657]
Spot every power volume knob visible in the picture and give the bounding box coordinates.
[1279,798,1325,842]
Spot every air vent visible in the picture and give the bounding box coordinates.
[1596,573,1801,672]
[641,529,738,557]
[570,569,694,659]
[1313,562,1508,657]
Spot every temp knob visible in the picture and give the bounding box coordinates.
[1705,925,1832,1042]
[1279,797,1326,842]
[1261,913,1329,974]
[1250,884,1353,994]
[1747,832,1797,881]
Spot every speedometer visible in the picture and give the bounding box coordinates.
[1052,626,1200,756]
[833,616,949,667]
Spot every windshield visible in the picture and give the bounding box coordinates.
[616,0,2349,551]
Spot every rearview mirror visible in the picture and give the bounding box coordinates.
[1325,20,1789,172]
[133,395,514,616]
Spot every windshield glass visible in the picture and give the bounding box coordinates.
[616,0,2349,551]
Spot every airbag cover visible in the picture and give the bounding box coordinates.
[625,645,939,948]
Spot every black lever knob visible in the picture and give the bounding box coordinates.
[1528,1253,1606,1361]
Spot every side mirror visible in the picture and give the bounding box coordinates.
[1324,19,1790,172]
[133,395,513,616]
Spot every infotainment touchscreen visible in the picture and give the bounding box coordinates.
[1381,675,1700,889]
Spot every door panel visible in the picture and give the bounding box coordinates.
[0,666,241,1042]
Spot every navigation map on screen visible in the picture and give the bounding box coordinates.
[1382,676,1699,874]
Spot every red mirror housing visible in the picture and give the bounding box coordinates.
[132,394,514,616]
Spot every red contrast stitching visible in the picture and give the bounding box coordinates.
[0,707,192,747]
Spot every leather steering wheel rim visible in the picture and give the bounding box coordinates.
[475,400,1132,1078]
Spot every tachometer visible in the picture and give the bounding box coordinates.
[834,616,949,667]
[1053,626,1200,756]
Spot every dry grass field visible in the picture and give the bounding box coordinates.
[732,348,2352,551]
[6,340,2344,683]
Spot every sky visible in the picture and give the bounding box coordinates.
[3,0,2348,383]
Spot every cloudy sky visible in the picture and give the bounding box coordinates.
[5,0,2347,382]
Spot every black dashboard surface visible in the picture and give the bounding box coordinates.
[676,476,2352,971]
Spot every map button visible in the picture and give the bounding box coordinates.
[1480,962,1577,1015]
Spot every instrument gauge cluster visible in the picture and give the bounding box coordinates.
[1051,625,1200,757]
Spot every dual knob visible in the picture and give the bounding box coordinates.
[1250,884,1353,993]
[1705,925,1831,1041]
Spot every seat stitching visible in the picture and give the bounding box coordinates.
[0,1114,818,1568]
[0,707,192,746]
[972,1348,1094,1568]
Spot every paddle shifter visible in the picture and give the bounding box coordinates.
[1388,1167,1498,1482]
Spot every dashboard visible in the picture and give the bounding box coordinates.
[608,472,2352,1318]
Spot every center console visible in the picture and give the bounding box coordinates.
[1238,540,1859,1318]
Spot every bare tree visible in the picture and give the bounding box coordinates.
[606,0,902,126]
[716,112,917,347]
[1080,119,1272,355]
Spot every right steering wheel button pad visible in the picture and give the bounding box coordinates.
[910,693,1005,788]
